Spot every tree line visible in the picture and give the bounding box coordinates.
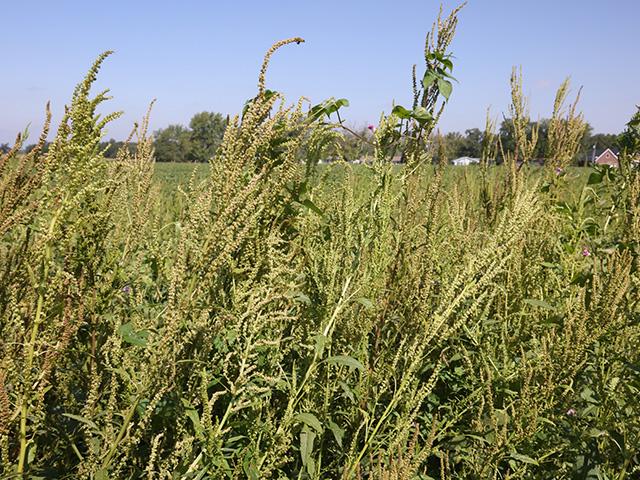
[438,120,619,164]
[5,113,620,165]
[4,111,227,163]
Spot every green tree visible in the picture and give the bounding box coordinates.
[619,106,640,159]
[98,138,136,158]
[188,111,226,162]
[461,128,483,157]
[442,131,466,160]
[153,124,192,162]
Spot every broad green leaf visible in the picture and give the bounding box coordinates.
[243,460,260,480]
[392,105,412,119]
[328,420,345,447]
[422,71,439,89]
[326,355,365,371]
[290,291,311,305]
[495,409,509,426]
[314,334,327,357]
[118,322,149,347]
[524,298,554,310]
[510,452,539,465]
[338,381,355,403]
[411,107,432,125]
[296,412,323,433]
[355,297,374,310]
[437,78,453,101]
[587,172,603,184]
[306,457,316,477]
[300,426,316,476]
[95,470,109,480]
[300,198,323,216]
[580,387,597,403]
[27,443,37,464]
[308,103,326,121]
[183,406,203,439]
[63,413,102,434]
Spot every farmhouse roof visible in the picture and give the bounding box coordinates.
[594,148,619,166]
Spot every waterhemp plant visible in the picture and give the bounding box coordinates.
[1,3,639,479]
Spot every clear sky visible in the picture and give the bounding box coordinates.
[1,0,638,144]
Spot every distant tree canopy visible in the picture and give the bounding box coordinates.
[188,112,227,162]
[18,140,131,158]
[340,127,375,161]
[153,111,226,162]
[438,119,621,165]
[439,128,483,160]
[153,125,192,163]
[98,139,136,158]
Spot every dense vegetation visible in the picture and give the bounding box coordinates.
[1,5,640,479]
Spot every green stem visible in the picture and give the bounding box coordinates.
[17,208,58,474]
[101,398,139,470]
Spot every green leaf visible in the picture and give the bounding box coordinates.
[314,334,327,357]
[437,78,453,101]
[296,412,323,433]
[308,103,326,121]
[320,97,350,118]
[62,413,102,434]
[300,426,317,476]
[326,355,365,371]
[299,198,323,216]
[392,105,412,119]
[524,298,554,310]
[328,420,345,447]
[118,322,149,347]
[411,107,432,125]
[580,387,597,403]
[540,262,558,269]
[243,459,260,480]
[338,381,355,403]
[181,400,204,439]
[510,452,539,465]
[95,469,109,480]
[27,443,37,464]
[243,89,278,116]
[292,291,311,305]
[587,172,603,184]
[422,71,439,89]
[355,297,374,310]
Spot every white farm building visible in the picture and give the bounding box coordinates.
[452,156,480,166]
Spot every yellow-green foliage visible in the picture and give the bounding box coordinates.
[1,8,639,480]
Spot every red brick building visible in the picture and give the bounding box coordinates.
[594,148,619,167]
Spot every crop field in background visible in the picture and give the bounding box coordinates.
[1,4,639,479]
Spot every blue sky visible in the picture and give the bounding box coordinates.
[1,0,638,144]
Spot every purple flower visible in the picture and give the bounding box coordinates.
[367,124,375,131]
[122,285,131,294]
[581,247,591,257]
[555,167,564,176]
[566,408,576,417]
